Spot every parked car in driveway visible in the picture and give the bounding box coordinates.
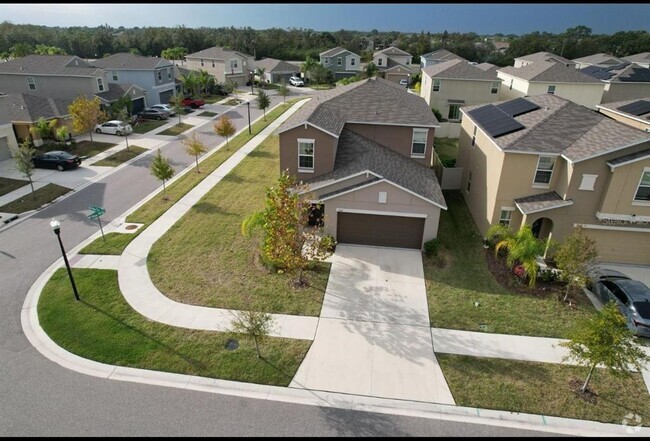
[399,78,409,87]
[32,150,81,171]
[181,97,205,108]
[94,120,133,136]
[590,268,650,337]
[151,104,176,116]
[289,76,304,86]
[138,108,170,120]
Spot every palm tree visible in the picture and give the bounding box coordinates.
[29,117,57,144]
[486,224,546,287]
[178,72,198,97]
[195,69,214,97]
[255,67,266,88]
[301,56,317,82]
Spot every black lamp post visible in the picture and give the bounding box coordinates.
[50,218,80,301]
[249,70,254,94]
[246,101,252,134]
[406,73,410,90]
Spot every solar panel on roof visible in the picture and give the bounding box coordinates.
[468,105,525,138]
[617,100,650,116]
[580,66,614,80]
[496,98,540,117]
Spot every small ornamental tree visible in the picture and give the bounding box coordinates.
[229,294,275,359]
[68,95,106,145]
[150,150,175,199]
[560,302,649,394]
[278,79,289,105]
[11,140,37,199]
[116,107,131,150]
[214,115,236,149]
[55,125,69,144]
[554,226,599,302]
[169,94,185,125]
[364,61,378,79]
[182,132,207,173]
[256,90,270,121]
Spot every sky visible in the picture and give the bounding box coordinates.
[1,3,649,35]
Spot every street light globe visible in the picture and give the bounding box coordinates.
[50,218,60,232]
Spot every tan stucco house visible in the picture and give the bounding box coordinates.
[572,53,626,70]
[579,62,650,104]
[623,53,650,69]
[372,47,416,84]
[184,47,255,86]
[456,94,650,265]
[278,78,446,249]
[254,58,299,84]
[597,98,650,133]
[513,52,576,68]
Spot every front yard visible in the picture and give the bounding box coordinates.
[158,123,194,136]
[0,183,71,213]
[424,191,596,338]
[40,140,117,158]
[132,120,167,134]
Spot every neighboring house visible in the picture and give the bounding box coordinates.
[623,52,650,69]
[184,47,255,86]
[91,53,175,106]
[497,61,604,109]
[493,41,510,55]
[0,95,19,160]
[597,98,650,132]
[0,55,108,101]
[319,47,362,79]
[277,78,446,249]
[456,93,650,265]
[254,58,299,84]
[94,83,148,115]
[419,49,466,69]
[580,62,650,103]
[513,51,576,68]
[0,93,73,153]
[572,53,626,69]
[372,46,416,84]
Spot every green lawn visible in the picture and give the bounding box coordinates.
[197,111,219,117]
[148,132,330,316]
[309,84,334,90]
[38,268,311,386]
[45,140,116,158]
[438,354,650,426]
[223,98,243,106]
[434,138,458,163]
[0,183,71,213]
[79,231,141,255]
[0,177,29,197]
[132,120,167,134]
[203,94,228,104]
[158,123,193,136]
[424,191,596,338]
[93,146,148,167]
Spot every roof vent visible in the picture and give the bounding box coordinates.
[75,60,78,66]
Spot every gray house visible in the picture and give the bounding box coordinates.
[420,49,467,69]
[254,58,299,84]
[319,47,362,79]
[92,53,176,106]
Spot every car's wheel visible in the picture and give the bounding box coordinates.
[191,104,198,109]
[57,164,64,171]
[116,130,122,136]
[95,128,102,134]
[156,116,162,120]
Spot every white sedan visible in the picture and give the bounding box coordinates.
[94,120,133,136]
[289,76,304,86]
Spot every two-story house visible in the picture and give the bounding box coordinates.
[278,78,446,249]
[420,59,501,137]
[597,98,650,133]
[319,47,362,79]
[456,94,650,264]
[372,47,416,85]
[419,49,467,69]
[0,94,19,161]
[513,51,576,68]
[579,62,650,104]
[184,47,255,86]
[497,61,604,109]
[623,53,650,69]
[91,53,175,106]
[572,53,627,70]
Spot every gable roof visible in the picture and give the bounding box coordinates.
[476,62,499,72]
[374,46,412,57]
[498,61,602,83]
[304,129,446,209]
[383,58,414,72]
[603,63,650,83]
[91,53,172,70]
[3,93,72,122]
[0,55,101,76]
[422,59,499,81]
[185,46,252,60]
[572,53,626,66]
[607,148,650,169]
[597,97,650,123]
[254,58,299,73]
[462,94,650,163]
[514,51,575,66]
[95,83,146,103]
[320,47,357,58]
[623,52,650,64]
[420,49,467,63]
[279,77,438,137]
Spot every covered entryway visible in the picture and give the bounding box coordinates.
[0,137,11,161]
[158,89,174,104]
[337,212,425,249]
[131,97,145,115]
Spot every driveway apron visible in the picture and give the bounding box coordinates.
[290,244,455,404]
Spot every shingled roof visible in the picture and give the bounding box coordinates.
[279,77,438,137]
[374,46,412,57]
[0,55,101,76]
[515,51,575,66]
[3,93,72,122]
[498,61,602,83]
[94,83,145,103]
[185,47,252,60]
[462,94,650,163]
[421,49,467,63]
[320,47,357,58]
[423,59,499,81]
[597,97,650,122]
[623,52,650,65]
[304,128,446,208]
[572,53,626,67]
[91,53,172,70]
[254,58,298,73]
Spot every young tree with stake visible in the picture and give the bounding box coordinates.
[150,150,175,200]
[214,115,236,149]
[182,132,207,173]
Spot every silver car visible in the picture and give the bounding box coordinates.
[94,120,133,136]
[151,104,176,116]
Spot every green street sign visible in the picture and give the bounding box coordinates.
[89,206,105,216]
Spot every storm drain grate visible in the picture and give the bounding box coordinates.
[225,339,239,351]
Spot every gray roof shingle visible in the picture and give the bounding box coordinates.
[421,49,466,63]
[95,83,144,103]
[305,129,446,208]
[597,97,650,122]
[514,191,573,214]
[374,46,412,57]
[91,53,172,70]
[3,93,73,122]
[185,47,252,60]
[572,53,626,66]
[254,58,299,73]
[623,53,650,64]
[0,55,101,76]
[607,148,650,168]
[423,59,499,81]
[320,47,357,58]
[498,61,602,83]
[515,51,575,65]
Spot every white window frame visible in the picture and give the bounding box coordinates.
[27,76,36,90]
[579,174,598,191]
[490,81,499,94]
[324,57,329,65]
[112,70,119,81]
[378,58,383,66]
[167,68,171,80]
[471,125,478,146]
[230,59,238,70]
[378,191,387,204]
[533,155,556,188]
[448,104,461,121]
[337,57,342,66]
[547,85,556,95]
[351,58,356,66]
[499,207,515,226]
[297,138,315,173]
[633,168,650,202]
[410,128,428,158]
[466,171,472,194]
[97,77,104,92]
[433,79,441,92]
[157,70,162,81]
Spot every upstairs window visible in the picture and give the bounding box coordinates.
[351,58,356,66]
[112,70,119,81]
[534,156,555,186]
[490,81,499,94]
[167,68,171,80]
[97,77,105,92]
[230,59,238,70]
[378,58,383,66]
[212,60,215,68]
[157,70,162,81]
[337,57,342,66]
[27,77,36,90]
[411,129,428,157]
[433,79,441,92]
[406,59,410,65]
[324,57,329,65]
[298,139,315,171]
[634,170,650,202]
[547,85,556,95]
[200,58,204,66]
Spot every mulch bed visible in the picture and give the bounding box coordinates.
[569,378,599,404]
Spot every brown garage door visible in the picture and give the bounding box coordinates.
[337,212,425,249]
[585,228,650,265]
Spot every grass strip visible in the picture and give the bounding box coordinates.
[0,183,71,213]
[93,146,148,167]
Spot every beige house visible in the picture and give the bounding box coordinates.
[572,53,626,70]
[623,53,650,69]
[278,78,446,249]
[372,46,416,84]
[513,51,575,68]
[579,62,650,104]
[597,98,650,132]
[456,93,650,265]
[497,61,604,109]
[184,47,255,86]
[419,49,466,69]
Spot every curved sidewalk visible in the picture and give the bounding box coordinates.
[117,98,318,341]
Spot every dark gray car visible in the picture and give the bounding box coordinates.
[138,108,170,120]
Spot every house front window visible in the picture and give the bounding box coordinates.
[351,58,355,66]
[167,68,171,80]
[499,208,514,226]
[324,57,329,65]
[298,139,315,172]
[378,58,383,66]
[491,81,499,94]
[433,79,441,92]
[547,85,556,95]
[230,59,238,71]
[406,59,410,65]
[634,170,650,202]
[200,59,204,66]
[27,77,36,90]
[448,104,461,121]
[411,129,428,157]
[97,77,104,92]
[112,70,119,81]
[337,57,342,66]
[212,60,215,67]
[533,156,555,186]
[158,70,162,81]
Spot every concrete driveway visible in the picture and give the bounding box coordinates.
[290,244,455,404]
[600,263,650,287]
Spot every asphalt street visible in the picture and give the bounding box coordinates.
[0,89,553,436]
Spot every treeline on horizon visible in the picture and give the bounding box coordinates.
[1,21,649,67]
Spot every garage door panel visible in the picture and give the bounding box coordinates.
[0,137,10,161]
[585,229,650,265]
[131,98,145,115]
[337,212,424,249]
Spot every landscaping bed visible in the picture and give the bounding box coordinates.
[197,111,219,117]
[158,123,193,136]
[0,183,71,213]
[93,146,148,167]
[132,120,167,134]
[0,177,28,197]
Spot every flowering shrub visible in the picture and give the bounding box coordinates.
[513,264,526,280]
